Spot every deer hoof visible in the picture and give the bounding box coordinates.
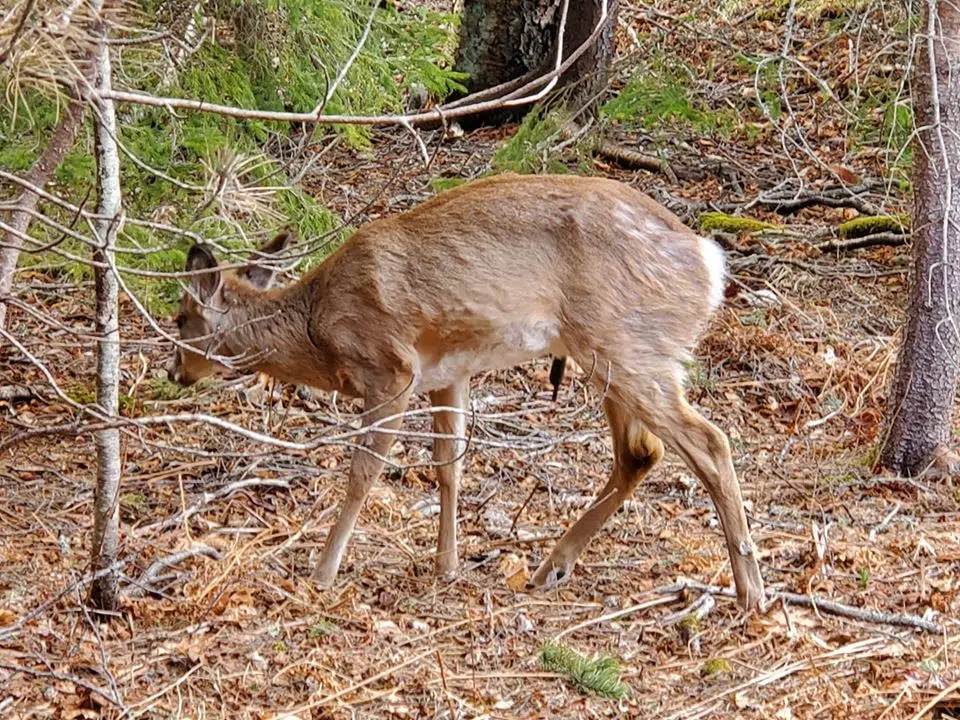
[528,559,573,591]
[311,566,337,590]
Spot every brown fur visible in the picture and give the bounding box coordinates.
[168,173,765,609]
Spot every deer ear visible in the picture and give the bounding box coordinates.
[240,228,294,289]
[186,244,221,303]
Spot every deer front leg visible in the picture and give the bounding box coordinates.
[311,381,413,588]
[429,380,468,579]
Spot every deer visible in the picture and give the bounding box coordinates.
[166,173,766,610]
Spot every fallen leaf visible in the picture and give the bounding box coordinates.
[498,553,529,592]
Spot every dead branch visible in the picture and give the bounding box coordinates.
[552,595,678,640]
[0,558,127,642]
[816,231,910,252]
[133,478,292,537]
[0,0,36,64]
[285,649,436,714]
[593,140,666,172]
[654,579,945,634]
[126,544,223,597]
[0,384,34,402]
[0,661,128,713]
[751,182,884,215]
[0,393,601,459]
[561,120,667,174]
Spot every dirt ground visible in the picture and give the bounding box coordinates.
[2,1,959,718]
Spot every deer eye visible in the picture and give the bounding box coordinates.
[176,313,187,330]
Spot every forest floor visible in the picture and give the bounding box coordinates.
[2,1,959,719]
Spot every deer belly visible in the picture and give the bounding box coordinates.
[417,319,566,392]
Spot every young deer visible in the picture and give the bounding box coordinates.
[167,173,765,610]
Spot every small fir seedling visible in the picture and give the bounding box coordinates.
[538,642,629,700]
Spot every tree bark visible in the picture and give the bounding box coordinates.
[454,0,619,123]
[0,100,87,331]
[89,0,124,613]
[880,0,960,476]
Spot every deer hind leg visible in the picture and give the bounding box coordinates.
[625,379,765,610]
[529,396,664,590]
[429,380,468,579]
[311,378,414,588]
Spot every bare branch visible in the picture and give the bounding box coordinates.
[0,0,36,65]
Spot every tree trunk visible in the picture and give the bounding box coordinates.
[880,0,960,476]
[0,100,87,331]
[454,0,619,123]
[89,0,124,613]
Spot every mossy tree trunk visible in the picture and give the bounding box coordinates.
[454,0,619,123]
[880,0,960,476]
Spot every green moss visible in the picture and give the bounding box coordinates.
[276,188,341,251]
[429,176,467,194]
[0,143,36,172]
[701,658,732,677]
[122,493,146,510]
[54,151,96,192]
[837,214,910,238]
[538,642,629,700]
[821,471,859,487]
[678,614,702,635]
[2,0,469,319]
[66,384,96,405]
[739,309,768,328]
[700,212,778,234]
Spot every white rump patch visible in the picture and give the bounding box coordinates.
[698,235,728,312]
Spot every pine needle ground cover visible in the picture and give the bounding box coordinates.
[1,0,958,718]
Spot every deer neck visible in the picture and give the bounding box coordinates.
[218,280,318,386]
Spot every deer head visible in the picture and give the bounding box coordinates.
[167,230,292,385]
